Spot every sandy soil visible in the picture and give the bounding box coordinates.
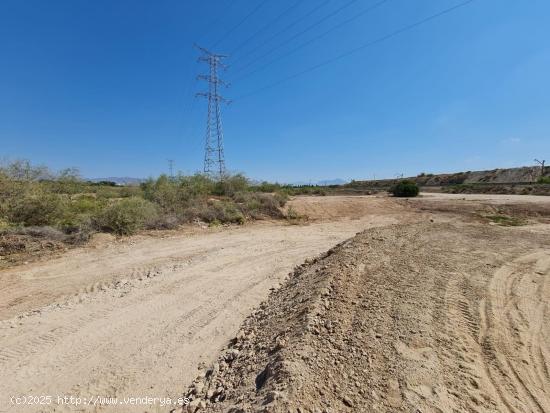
[1,194,548,413]
[419,192,550,205]
[186,220,550,413]
[0,196,407,413]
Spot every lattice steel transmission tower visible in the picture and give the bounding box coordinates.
[196,45,230,179]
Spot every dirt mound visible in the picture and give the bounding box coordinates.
[182,222,550,413]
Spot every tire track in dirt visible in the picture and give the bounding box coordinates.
[440,273,508,412]
[182,220,550,413]
[0,201,406,413]
[481,251,550,413]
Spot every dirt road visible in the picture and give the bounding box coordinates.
[0,196,405,412]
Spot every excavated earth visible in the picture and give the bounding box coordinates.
[183,220,550,413]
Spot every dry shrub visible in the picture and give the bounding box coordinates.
[94,197,158,235]
[0,226,67,257]
[285,206,308,224]
[6,193,67,226]
[233,192,285,219]
[14,226,66,240]
[146,214,179,230]
[0,161,289,242]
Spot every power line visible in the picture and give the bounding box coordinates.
[230,0,362,76]
[229,0,304,57]
[196,45,230,178]
[235,0,476,100]
[178,3,237,175]
[229,0,332,67]
[178,1,235,166]
[167,159,175,178]
[233,0,390,83]
[534,159,546,178]
[210,0,270,49]
[180,1,234,102]
[195,0,236,46]
[176,45,201,166]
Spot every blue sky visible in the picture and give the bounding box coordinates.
[1,0,549,182]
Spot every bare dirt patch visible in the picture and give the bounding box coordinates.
[0,196,407,412]
[184,221,550,413]
[285,195,408,222]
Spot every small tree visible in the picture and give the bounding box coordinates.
[391,180,419,197]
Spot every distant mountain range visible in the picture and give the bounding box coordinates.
[89,177,348,187]
[89,177,145,185]
[316,178,348,186]
[288,179,348,186]
[88,166,547,188]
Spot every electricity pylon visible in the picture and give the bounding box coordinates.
[167,159,174,178]
[535,158,546,178]
[196,45,230,179]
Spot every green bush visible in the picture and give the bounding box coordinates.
[282,185,327,196]
[54,195,103,234]
[200,200,245,224]
[252,181,282,193]
[141,175,182,212]
[0,160,292,241]
[95,186,123,199]
[178,174,216,197]
[178,199,242,225]
[536,176,550,184]
[69,195,103,214]
[6,192,67,226]
[141,174,215,214]
[391,180,419,197]
[94,197,158,235]
[212,174,249,197]
[90,180,117,186]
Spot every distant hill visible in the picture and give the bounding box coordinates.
[348,166,547,188]
[89,177,145,186]
[289,178,348,187]
[419,166,545,185]
[316,178,348,186]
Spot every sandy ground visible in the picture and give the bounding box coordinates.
[0,196,407,413]
[0,194,549,413]
[185,218,550,413]
[419,192,550,204]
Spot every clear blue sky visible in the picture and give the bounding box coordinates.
[1,0,549,182]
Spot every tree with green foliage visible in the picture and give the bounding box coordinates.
[391,180,419,197]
